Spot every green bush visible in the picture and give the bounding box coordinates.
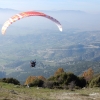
[48,76,55,81]
[1,78,20,85]
[47,68,88,89]
[47,72,86,89]
[43,81,54,89]
[29,79,44,87]
[77,77,86,88]
[89,75,100,87]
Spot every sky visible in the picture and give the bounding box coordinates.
[0,0,100,13]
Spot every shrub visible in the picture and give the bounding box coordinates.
[78,77,87,88]
[89,75,100,87]
[64,72,78,85]
[43,81,54,89]
[24,76,46,85]
[1,78,20,85]
[48,76,55,81]
[68,81,76,91]
[29,79,44,87]
[48,72,85,89]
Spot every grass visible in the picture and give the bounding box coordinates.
[0,82,100,100]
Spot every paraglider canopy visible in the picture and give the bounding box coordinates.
[1,11,62,34]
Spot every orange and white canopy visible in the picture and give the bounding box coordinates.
[1,11,62,34]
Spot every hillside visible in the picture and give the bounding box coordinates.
[0,82,100,100]
[0,30,100,83]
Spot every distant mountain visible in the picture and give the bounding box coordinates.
[57,10,86,13]
[0,30,100,83]
[37,10,86,14]
[0,8,20,13]
[0,8,86,13]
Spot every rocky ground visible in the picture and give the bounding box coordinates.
[0,86,100,100]
[50,92,100,100]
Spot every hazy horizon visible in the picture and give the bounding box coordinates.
[0,8,100,35]
[0,0,100,34]
[0,0,100,14]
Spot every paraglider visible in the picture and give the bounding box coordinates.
[30,59,36,67]
[1,11,62,34]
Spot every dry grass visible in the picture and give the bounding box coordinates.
[0,82,100,100]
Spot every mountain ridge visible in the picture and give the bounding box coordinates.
[0,8,86,13]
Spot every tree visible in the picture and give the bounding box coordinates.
[37,76,46,81]
[24,76,36,85]
[54,68,64,76]
[24,76,46,85]
[82,68,94,82]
